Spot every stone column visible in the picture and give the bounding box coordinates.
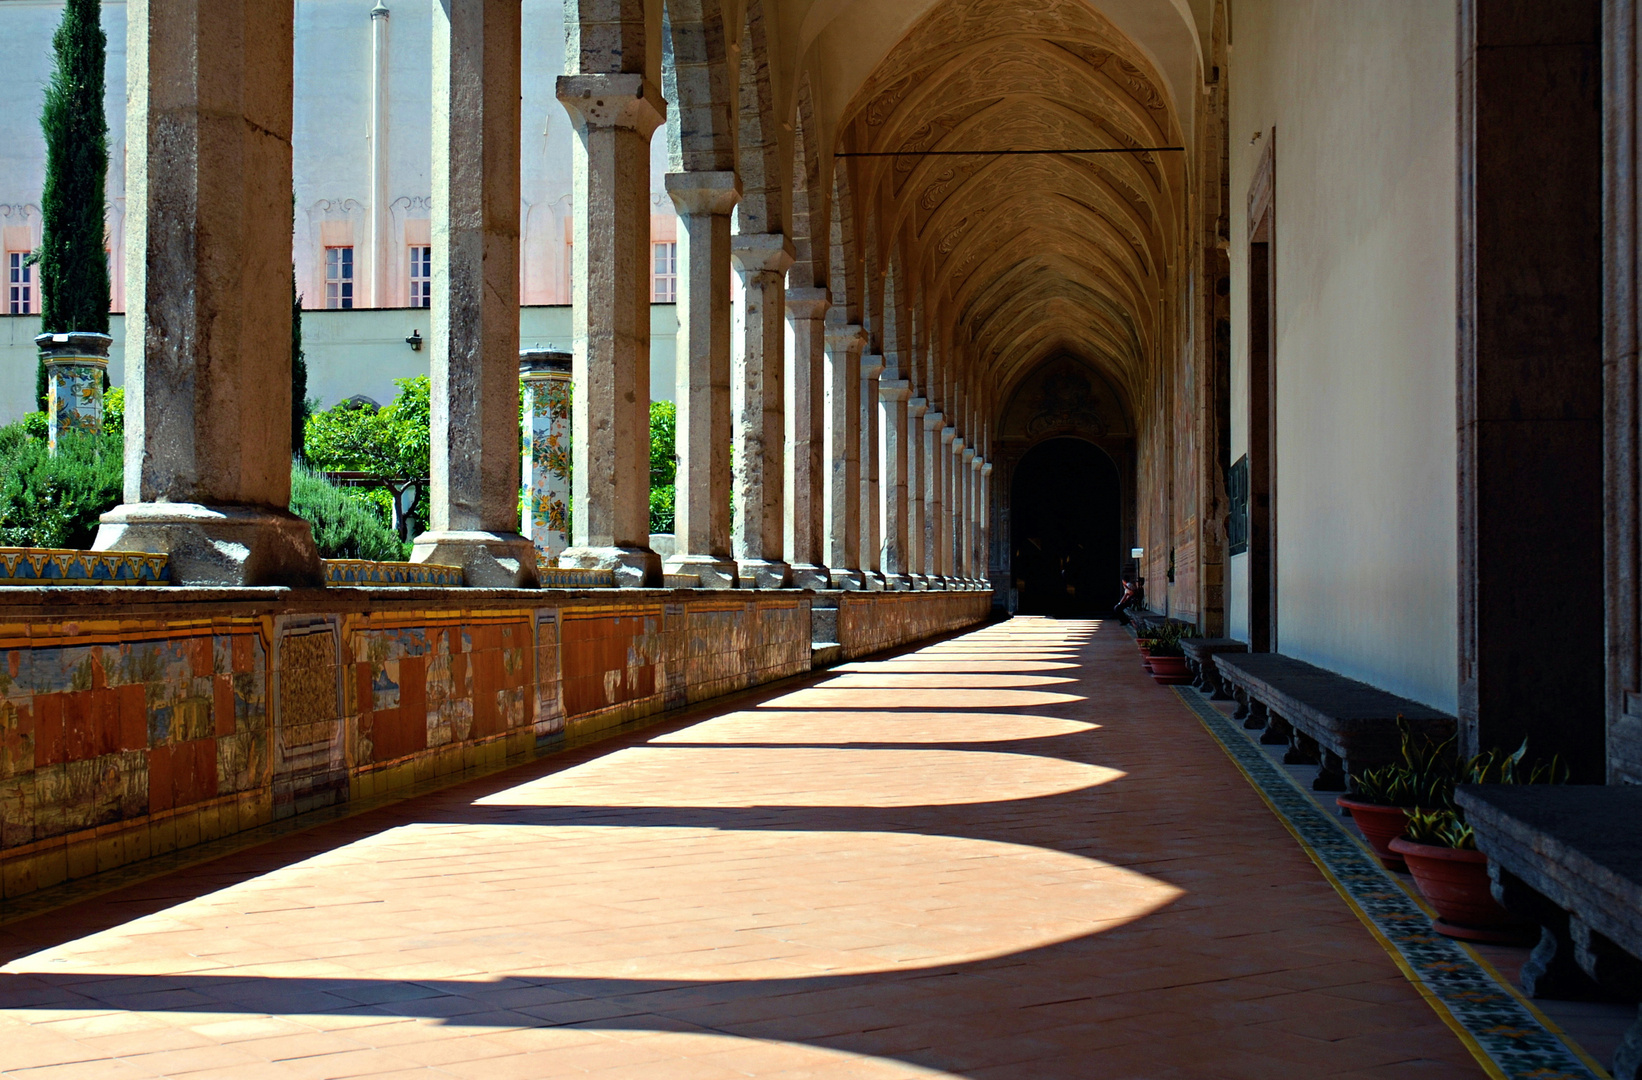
[94,0,323,586]
[824,324,866,589]
[556,74,666,586]
[664,171,740,588]
[879,379,910,590]
[980,459,993,590]
[731,234,793,588]
[906,396,927,589]
[858,354,885,590]
[966,447,980,582]
[520,350,572,567]
[923,411,945,587]
[960,445,976,581]
[945,429,961,583]
[785,289,830,589]
[409,0,536,586]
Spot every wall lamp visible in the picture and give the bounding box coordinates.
[406,329,423,352]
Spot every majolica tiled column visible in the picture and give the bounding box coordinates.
[858,354,885,590]
[824,324,866,589]
[906,396,927,589]
[557,73,665,587]
[38,332,111,453]
[94,0,323,586]
[520,350,572,567]
[879,378,910,589]
[923,410,946,587]
[785,289,830,589]
[410,0,537,587]
[665,171,740,588]
[731,234,793,589]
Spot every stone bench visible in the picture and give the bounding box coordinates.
[1211,652,1456,791]
[1180,638,1247,698]
[1457,786,1642,1079]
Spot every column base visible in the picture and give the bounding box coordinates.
[881,573,910,591]
[829,569,864,591]
[665,554,739,589]
[411,531,540,588]
[560,545,661,588]
[790,563,831,590]
[736,559,791,589]
[93,503,324,587]
[860,572,886,592]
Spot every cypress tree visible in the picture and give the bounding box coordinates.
[292,271,308,461]
[35,0,110,408]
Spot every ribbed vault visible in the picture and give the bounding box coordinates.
[834,0,1187,422]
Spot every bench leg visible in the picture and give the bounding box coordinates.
[1245,699,1268,731]
[1615,1010,1642,1080]
[1489,867,1607,999]
[1209,673,1232,701]
[1259,711,1290,746]
[1283,729,1319,766]
[1232,689,1250,722]
[1311,749,1347,792]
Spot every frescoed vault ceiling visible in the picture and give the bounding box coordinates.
[834,0,1187,425]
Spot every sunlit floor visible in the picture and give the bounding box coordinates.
[0,618,1483,1079]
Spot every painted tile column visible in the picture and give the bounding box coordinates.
[520,350,572,567]
[785,289,830,589]
[731,234,793,589]
[93,0,323,587]
[858,354,885,590]
[879,378,910,589]
[906,396,927,589]
[665,171,740,588]
[824,324,866,589]
[923,410,946,587]
[37,332,111,452]
[556,73,665,587]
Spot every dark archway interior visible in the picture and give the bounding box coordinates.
[1010,438,1122,617]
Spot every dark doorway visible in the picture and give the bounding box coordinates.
[1010,439,1122,617]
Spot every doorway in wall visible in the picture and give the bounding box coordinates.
[1010,438,1122,617]
[1247,131,1277,652]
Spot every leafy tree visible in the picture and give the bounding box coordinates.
[649,400,676,533]
[304,377,432,538]
[33,0,110,409]
[292,272,307,460]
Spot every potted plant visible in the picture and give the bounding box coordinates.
[1146,625,1193,685]
[1386,741,1564,942]
[1338,719,1455,871]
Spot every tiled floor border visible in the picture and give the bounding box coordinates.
[1173,684,1610,1080]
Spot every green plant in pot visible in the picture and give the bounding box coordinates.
[1387,740,1565,943]
[1146,624,1193,685]
[1338,718,1457,871]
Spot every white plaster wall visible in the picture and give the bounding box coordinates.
[1226,0,1458,712]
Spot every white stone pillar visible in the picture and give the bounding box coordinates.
[785,289,830,589]
[824,324,866,589]
[732,234,793,588]
[880,379,910,589]
[665,171,740,588]
[94,0,323,586]
[369,3,391,307]
[923,411,946,587]
[521,350,572,567]
[963,445,977,583]
[410,0,536,587]
[906,396,926,589]
[556,74,665,586]
[980,458,993,590]
[858,354,884,590]
[944,428,960,583]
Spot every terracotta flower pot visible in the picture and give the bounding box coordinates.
[1388,837,1533,943]
[1336,796,1409,871]
[1148,655,1192,685]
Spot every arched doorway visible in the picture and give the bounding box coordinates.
[1010,439,1122,617]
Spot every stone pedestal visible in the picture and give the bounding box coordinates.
[93,0,322,587]
[665,171,740,589]
[732,233,793,589]
[824,324,866,590]
[37,332,111,454]
[412,0,537,589]
[557,73,666,588]
[520,350,572,568]
[785,289,830,590]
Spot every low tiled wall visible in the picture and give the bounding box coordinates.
[834,589,994,659]
[0,586,989,902]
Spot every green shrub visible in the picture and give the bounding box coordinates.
[103,387,123,431]
[289,465,410,561]
[0,427,122,548]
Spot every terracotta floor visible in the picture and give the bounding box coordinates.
[0,617,1484,1079]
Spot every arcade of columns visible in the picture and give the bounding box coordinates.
[92,0,1212,612]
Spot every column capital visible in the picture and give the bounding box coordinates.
[907,395,928,418]
[982,460,994,476]
[923,409,944,430]
[971,454,984,472]
[785,287,830,320]
[556,73,665,137]
[519,348,572,382]
[879,379,911,402]
[951,436,966,454]
[732,232,795,274]
[860,353,885,380]
[825,323,869,353]
[963,446,976,464]
[665,170,740,216]
[942,426,956,445]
